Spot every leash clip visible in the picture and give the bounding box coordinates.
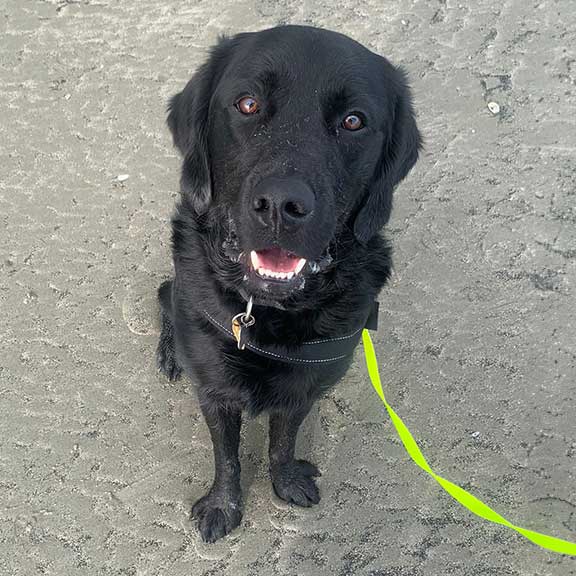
[232,296,255,350]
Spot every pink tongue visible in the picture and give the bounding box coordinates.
[257,248,299,273]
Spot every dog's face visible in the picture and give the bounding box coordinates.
[168,26,420,305]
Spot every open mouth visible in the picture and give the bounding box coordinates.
[250,248,307,281]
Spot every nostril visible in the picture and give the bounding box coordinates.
[253,197,269,212]
[250,178,314,227]
[284,201,308,219]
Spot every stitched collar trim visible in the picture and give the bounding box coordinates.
[201,302,379,365]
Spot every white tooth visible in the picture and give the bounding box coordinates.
[295,258,307,274]
[286,272,294,279]
[250,251,260,269]
[258,267,266,277]
[279,272,287,280]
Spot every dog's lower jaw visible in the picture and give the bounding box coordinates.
[235,244,335,310]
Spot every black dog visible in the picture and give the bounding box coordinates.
[157,25,420,542]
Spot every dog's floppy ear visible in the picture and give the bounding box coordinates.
[353,66,422,244]
[167,37,236,214]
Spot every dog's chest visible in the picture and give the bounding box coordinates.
[218,348,351,414]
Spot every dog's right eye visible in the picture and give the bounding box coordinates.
[342,113,365,131]
[236,96,260,115]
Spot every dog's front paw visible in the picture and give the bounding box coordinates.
[271,459,321,507]
[191,490,243,543]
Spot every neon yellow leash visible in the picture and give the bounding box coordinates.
[362,329,576,556]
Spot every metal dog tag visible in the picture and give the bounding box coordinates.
[232,297,255,350]
[232,315,245,349]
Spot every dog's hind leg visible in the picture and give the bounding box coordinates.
[156,279,182,381]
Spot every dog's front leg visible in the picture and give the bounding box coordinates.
[192,399,243,542]
[269,407,321,507]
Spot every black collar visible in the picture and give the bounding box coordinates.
[201,301,379,365]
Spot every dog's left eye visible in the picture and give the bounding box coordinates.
[342,113,364,131]
[236,96,260,115]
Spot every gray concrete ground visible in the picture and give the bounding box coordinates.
[1,0,575,574]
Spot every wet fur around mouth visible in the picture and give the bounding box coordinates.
[156,25,421,543]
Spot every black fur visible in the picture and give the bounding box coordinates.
[157,25,421,542]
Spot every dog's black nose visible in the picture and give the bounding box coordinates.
[250,177,315,231]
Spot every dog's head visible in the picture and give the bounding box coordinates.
[168,25,421,306]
